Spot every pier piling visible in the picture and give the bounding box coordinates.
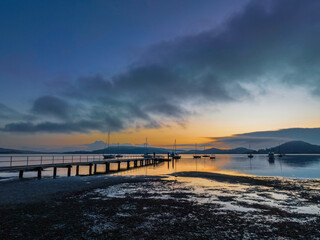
[76,165,80,176]
[67,166,72,177]
[53,167,57,178]
[37,168,42,179]
[105,163,110,173]
[19,170,23,179]
[89,164,92,175]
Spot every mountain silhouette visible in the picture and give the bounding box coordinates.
[1,141,320,154]
[267,141,320,154]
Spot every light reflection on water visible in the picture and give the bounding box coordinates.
[114,154,320,179]
[1,154,320,179]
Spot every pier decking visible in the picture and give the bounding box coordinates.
[0,154,169,179]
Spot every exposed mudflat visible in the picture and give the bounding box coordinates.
[1,171,320,239]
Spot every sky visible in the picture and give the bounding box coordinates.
[0,0,319,151]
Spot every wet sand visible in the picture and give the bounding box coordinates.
[1,171,320,239]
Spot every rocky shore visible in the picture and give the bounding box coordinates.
[1,172,319,239]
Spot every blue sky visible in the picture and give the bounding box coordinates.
[0,0,319,150]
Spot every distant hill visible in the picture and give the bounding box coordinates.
[266,141,320,154]
[90,146,170,154]
[1,140,320,154]
[0,147,39,154]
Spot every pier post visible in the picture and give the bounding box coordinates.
[37,168,42,180]
[67,166,72,177]
[89,163,92,175]
[94,164,97,174]
[76,165,80,176]
[19,170,24,179]
[118,162,121,171]
[105,163,110,173]
[134,160,137,167]
[127,161,130,169]
[53,167,57,178]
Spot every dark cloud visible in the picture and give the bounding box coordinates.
[2,0,320,134]
[1,120,105,133]
[32,96,69,119]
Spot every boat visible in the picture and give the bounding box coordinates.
[268,152,275,162]
[248,153,254,158]
[202,146,209,157]
[116,143,123,158]
[103,131,115,159]
[277,145,284,157]
[143,153,152,159]
[247,145,254,158]
[210,155,216,159]
[172,140,181,159]
[193,143,201,159]
[142,138,152,159]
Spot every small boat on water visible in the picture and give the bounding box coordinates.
[116,143,123,158]
[247,145,254,158]
[143,153,152,159]
[268,152,275,162]
[103,131,115,159]
[210,155,216,159]
[277,145,285,157]
[248,153,254,158]
[142,138,153,159]
[104,154,115,159]
[172,153,181,159]
[202,146,209,157]
[193,143,201,159]
[171,140,181,159]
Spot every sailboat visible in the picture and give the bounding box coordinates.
[116,143,123,158]
[202,146,209,157]
[277,145,284,157]
[247,144,254,158]
[142,138,152,159]
[103,131,115,159]
[193,143,201,158]
[171,139,181,159]
[268,151,275,162]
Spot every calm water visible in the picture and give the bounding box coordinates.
[1,154,320,180]
[116,154,320,179]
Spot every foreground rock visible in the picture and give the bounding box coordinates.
[0,172,319,239]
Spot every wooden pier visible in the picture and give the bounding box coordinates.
[0,154,169,179]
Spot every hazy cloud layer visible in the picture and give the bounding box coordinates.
[1,0,320,134]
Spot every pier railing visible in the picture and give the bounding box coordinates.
[0,154,147,169]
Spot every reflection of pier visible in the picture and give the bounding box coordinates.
[0,155,168,179]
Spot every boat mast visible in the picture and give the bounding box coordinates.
[107,130,110,153]
[146,138,148,153]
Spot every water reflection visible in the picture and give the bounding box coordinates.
[1,154,320,180]
[117,154,320,179]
